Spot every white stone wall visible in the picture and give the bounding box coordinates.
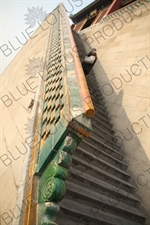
[80,1,150,223]
[0,16,53,224]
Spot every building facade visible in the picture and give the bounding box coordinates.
[0,0,150,225]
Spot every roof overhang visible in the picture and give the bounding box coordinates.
[70,0,111,22]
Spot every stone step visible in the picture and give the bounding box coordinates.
[93,112,112,126]
[92,117,114,135]
[92,123,118,143]
[67,169,140,207]
[89,89,105,102]
[71,31,146,225]
[74,146,130,180]
[87,78,101,89]
[88,84,104,95]
[93,107,110,121]
[81,136,124,160]
[94,111,111,122]
[57,198,145,225]
[76,144,127,171]
[87,78,102,91]
[90,90,105,101]
[90,131,120,151]
[71,156,134,191]
[93,115,113,130]
[93,102,109,114]
[64,181,146,224]
[87,86,106,101]
[91,95,107,108]
[93,107,109,119]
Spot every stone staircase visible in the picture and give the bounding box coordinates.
[56,74,146,225]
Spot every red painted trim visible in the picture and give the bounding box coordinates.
[104,0,121,16]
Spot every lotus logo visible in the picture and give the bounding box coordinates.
[25,57,44,77]
[24,6,47,28]
[24,117,34,135]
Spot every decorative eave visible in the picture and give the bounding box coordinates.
[70,0,111,22]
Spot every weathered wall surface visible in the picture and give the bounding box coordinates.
[80,1,150,222]
[0,15,54,224]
